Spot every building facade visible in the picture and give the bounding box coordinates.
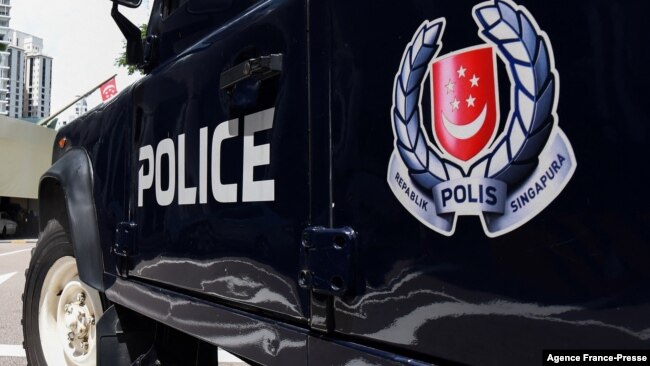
[7,45,24,118]
[0,2,53,237]
[0,0,11,116]
[10,31,52,119]
[23,53,52,118]
[2,28,53,119]
[75,97,87,117]
[0,0,55,120]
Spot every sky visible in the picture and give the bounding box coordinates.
[10,0,153,119]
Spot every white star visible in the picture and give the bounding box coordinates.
[450,98,460,111]
[466,94,476,107]
[457,65,466,78]
[445,79,455,94]
[470,74,480,87]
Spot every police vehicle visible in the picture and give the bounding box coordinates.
[21,0,650,364]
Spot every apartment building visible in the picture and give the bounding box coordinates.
[6,30,52,119]
[0,0,10,115]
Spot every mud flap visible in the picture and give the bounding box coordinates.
[96,305,155,366]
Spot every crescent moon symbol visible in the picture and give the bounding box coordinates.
[442,104,487,140]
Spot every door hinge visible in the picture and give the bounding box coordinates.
[299,226,357,297]
[112,222,137,278]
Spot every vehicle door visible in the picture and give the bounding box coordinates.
[318,0,650,365]
[129,0,310,322]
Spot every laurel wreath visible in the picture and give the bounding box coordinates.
[392,0,557,190]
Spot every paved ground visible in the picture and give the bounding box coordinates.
[0,242,33,366]
[0,240,246,365]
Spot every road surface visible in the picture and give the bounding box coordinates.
[0,241,34,366]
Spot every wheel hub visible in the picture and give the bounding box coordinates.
[37,251,104,365]
[54,278,100,363]
[61,291,95,355]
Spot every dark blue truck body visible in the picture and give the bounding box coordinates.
[46,0,650,364]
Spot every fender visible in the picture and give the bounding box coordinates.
[39,147,104,292]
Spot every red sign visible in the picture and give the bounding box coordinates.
[100,77,118,101]
[431,46,499,161]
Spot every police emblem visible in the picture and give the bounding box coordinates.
[431,46,499,162]
[387,0,577,237]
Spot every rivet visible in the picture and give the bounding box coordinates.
[298,270,312,287]
[301,231,311,248]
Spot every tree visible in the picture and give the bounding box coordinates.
[114,24,148,75]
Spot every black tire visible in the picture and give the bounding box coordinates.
[23,220,72,365]
[22,220,103,366]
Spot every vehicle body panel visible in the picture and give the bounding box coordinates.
[128,0,310,321]
[48,0,650,364]
[39,148,104,290]
[0,212,17,235]
[320,0,650,364]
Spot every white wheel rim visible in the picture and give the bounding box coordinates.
[38,256,103,366]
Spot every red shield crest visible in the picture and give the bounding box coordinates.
[431,46,499,161]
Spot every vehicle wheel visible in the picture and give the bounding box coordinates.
[22,220,103,366]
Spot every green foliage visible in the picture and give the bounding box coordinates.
[114,23,148,75]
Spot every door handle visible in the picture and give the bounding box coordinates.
[220,54,283,90]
